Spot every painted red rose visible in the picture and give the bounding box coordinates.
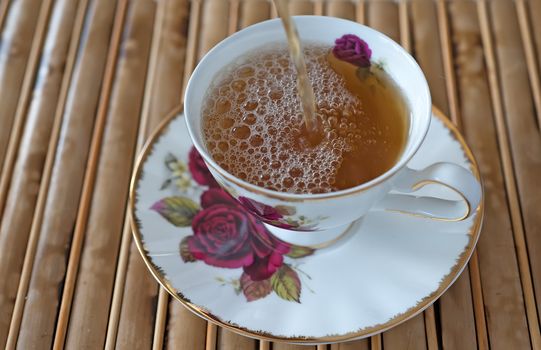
[188,147,219,188]
[188,189,291,281]
[333,34,372,67]
[238,196,283,221]
[200,188,237,208]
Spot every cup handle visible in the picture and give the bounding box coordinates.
[374,163,482,221]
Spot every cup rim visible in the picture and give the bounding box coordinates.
[185,15,432,201]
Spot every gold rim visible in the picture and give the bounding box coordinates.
[128,105,484,343]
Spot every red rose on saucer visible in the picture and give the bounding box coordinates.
[188,147,219,188]
[186,189,290,281]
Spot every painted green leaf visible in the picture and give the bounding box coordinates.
[271,264,301,303]
[151,196,199,227]
[275,205,296,216]
[179,236,196,262]
[286,245,315,259]
[240,272,272,302]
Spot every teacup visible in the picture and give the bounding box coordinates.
[184,16,482,247]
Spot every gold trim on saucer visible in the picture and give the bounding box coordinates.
[128,105,484,344]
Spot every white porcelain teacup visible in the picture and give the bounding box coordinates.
[185,16,482,247]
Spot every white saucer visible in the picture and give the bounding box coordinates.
[129,107,483,344]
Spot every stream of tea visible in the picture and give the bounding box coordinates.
[273,0,319,136]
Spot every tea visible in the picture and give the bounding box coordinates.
[202,45,408,194]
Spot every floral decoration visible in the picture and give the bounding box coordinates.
[333,33,385,80]
[151,147,314,303]
[333,34,372,68]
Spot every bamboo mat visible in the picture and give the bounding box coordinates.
[0,0,540,349]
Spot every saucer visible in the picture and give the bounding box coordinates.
[129,106,483,344]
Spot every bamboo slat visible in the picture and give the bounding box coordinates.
[516,0,541,131]
[198,0,229,59]
[240,0,270,28]
[166,299,207,350]
[273,343,316,350]
[382,314,427,350]
[330,339,369,350]
[0,0,58,346]
[530,0,541,81]
[0,0,54,219]
[469,252,489,350]
[367,0,399,41]
[57,0,153,348]
[4,0,87,348]
[0,0,11,32]
[423,307,438,350]
[409,0,449,115]
[217,328,257,350]
[288,0,313,15]
[206,324,218,350]
[325,0,355,21]
[0,0,43,174]
[370,334,381,350]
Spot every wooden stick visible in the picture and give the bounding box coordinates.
[516,0,541,130]
[424,307,439,350]
[181,0,202,100]
[240,0,271,28]
[260,340,271,350]
[437,0,460,128]
[52,1,129,348]
[477,2,541,349]
[325,0,355,21]
[469,251,489,350]
[313,0,323,16]
[356,0,364,25]
[398,0,410,53]
[205,324,218,350]
[152,288,169,350]
[0,0,10,31]
[228,0,239,34]
[371,333,382,350]
[4,0,88,348]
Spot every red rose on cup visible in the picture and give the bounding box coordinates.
[187,189,290,281]
[188,147,219,188]
[333,34,372,67]
[238,196,299,229]
[239,196,283,221]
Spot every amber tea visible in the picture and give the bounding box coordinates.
[202,45,409,194]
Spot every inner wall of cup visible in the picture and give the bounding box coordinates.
[185,16,431,167]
